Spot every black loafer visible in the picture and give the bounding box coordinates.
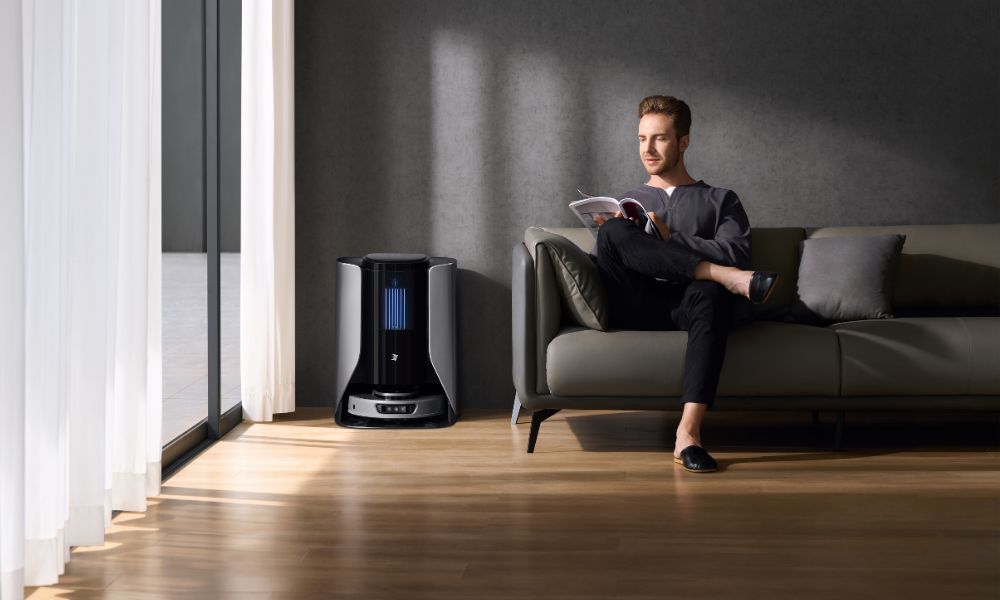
[673,445,718,473]
[749,271,778,304]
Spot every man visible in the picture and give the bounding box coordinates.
[593,95,777,474]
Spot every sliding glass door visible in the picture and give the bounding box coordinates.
[161,0,242,467]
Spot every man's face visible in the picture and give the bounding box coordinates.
[638,112,688,176]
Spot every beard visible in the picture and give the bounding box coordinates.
[644,151,680,175]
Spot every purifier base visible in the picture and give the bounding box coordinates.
[346,393,445,419]
[335,404,457,429]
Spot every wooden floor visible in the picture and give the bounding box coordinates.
[28,408,1000,599]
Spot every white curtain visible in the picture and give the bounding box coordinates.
[241,0,296,422]
[0,0,162,595]
[1,0,26,595]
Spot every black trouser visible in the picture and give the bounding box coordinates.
[594,217,752,409]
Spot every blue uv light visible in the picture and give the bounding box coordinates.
[383,281,408,330]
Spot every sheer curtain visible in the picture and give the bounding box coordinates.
[1,0,26,595]
[0,0,162,596]
[241,0,296,422]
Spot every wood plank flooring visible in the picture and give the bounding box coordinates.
[27,408,1000,599]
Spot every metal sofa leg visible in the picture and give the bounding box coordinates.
[527,409,561,453]
[834,411,845,451]
[511,393,522,426]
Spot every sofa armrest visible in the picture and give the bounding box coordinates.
[512,241,562,400]
[512,242,537,402]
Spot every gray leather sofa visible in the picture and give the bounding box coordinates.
[511,224,1000,453]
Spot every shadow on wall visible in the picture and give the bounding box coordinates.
[295,0,1000,409]
[455,268,513,410]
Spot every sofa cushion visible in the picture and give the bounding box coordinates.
[546,322,840,397]
[832,317,1000,396]
[789,234,906,323]
[809,225,1000,316]
[524,227,608,331]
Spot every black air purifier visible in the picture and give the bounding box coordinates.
[333,253,457,427]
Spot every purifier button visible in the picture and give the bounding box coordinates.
[376,403,417,415]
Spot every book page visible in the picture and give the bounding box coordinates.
[568,196,620,235]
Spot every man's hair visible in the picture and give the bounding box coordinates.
[638,95,691,140]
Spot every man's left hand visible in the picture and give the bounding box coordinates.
[648,211,671,240]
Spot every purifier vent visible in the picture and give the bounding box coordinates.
[383,279,409,330]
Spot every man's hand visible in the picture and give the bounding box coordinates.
[594,210,623,226]
[648,211,671,240]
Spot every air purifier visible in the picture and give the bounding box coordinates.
[333,253,457,427]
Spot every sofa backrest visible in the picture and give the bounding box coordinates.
[538,226,807,320]
[749,228,805,320]
[532,224,1000,320]
[808,224,1000,316]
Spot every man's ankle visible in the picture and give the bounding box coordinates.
[677,436,699,445]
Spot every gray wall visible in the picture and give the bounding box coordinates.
[295,0,1000,409]
[162,0,241,252]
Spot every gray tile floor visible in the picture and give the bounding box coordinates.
[162,252,241,444]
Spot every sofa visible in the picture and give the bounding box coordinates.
[511,224,1000,453]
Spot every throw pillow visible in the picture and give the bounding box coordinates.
[789,233,906,324]
[524,227,608,330]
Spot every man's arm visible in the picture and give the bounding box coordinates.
[666,190,752,269]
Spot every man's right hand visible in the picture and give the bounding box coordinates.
[594,211,623,226]
[648,211,671,240]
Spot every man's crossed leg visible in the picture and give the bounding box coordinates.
[595,217,760,472]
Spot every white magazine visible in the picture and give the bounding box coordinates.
[568,196,662,239]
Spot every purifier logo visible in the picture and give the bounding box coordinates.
[390,353,399,362]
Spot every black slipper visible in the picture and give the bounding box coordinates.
[749,271,778,304]
[673,445,718,473]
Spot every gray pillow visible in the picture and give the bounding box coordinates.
[524,227,608,330]
[789,234,906,324]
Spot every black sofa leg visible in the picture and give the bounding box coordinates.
[811,410,820,426]
[527,409,561,453]
[834,411,845,451]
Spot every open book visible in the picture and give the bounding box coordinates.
[569,196,662,240]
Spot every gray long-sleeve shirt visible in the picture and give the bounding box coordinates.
[614,181,752,270]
